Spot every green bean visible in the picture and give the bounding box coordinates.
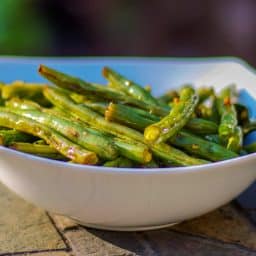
[10,108,118,160]
[67,92,109,115]
[106,102,218,135]
[103,157,134,167]
[144,85,152,92]
[127,106,160,121]
[218,104,237,143]
[144,87,198,143]
[157,90,178,105]
[185,118,218,134]
[106,103,159,126]
[102,66,161,107]
[6,97,42,110]
[0,108,98,164]
[219,84,237,99]
[140,159,159,168]
[2,81,50,106]
[70,92,99,103]
[10,142,57,154]
[10,142,67,160]
[82,102,108,115]
[209,96,220,123]
[197,86,214,104]
[196,104,212,119]
[52,110,150,163]
[43,88,153,163]
[33,139,47,145]
[114,138,152,164]
[38,65,121,99]
[204,134,220,144]
[42,108,152,163]
[105,102,156,131]
[2,81,42,99]
[170,131,238,161]
[106,101,225,159]
[45,107,113,139]
[226,126,243,153]
[39,65,168,116]
[217,86,238,145]
[43,86,145,142]
[0,129,36,146]
[196,96,219,123]
[151,142,209,166]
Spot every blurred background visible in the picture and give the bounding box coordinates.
[0,0,256,65]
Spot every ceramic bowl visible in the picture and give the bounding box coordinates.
[0,57,255,231]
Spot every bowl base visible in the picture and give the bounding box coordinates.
[71,218,180,231]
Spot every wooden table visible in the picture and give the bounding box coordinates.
[1,181,256,256]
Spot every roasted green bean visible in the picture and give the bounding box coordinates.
[0,108,98,164]
[144,87,198,143]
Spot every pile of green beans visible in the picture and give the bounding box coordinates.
[0,65,254,167]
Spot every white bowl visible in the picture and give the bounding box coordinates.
[0,57,255,231]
